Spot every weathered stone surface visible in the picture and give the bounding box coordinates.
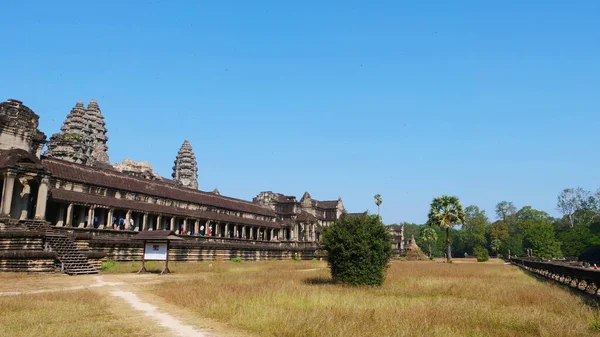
[113,158,162,180]
[45,99,109,166]
[403,235,428,260]
[0,99,46,157]
[172,140,198,189]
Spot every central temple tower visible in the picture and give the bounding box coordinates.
[44,99,109,166]
[172,140,199,189]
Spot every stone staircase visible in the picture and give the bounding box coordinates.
[45,234,98,275]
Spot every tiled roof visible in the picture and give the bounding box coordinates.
[43,158,275,217]
[49,188,280,228]
[296,211,318,222]
[315,200,339,209]
[0,149,43,169]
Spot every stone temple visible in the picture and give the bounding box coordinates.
[0,98,360,273]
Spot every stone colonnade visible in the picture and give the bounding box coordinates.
[0,171,319,243]
[0,170,49,220]
[49,202,314,242]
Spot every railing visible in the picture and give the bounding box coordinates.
[511,258,600,295]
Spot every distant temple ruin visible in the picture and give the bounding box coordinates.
[0,98,355,273]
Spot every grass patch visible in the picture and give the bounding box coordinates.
[147,260,600,337]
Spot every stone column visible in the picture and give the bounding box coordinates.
[142,213,148,231]
[156,215,162,231]
[65,203,73,227]
[0,171,16,216]
[270,229,274,241]
[17,177,31,220]
[183,218,188,235]
[311,224,316,242]
[87,206,95,228]
[98,209,106,229]
[107,208,114,229]
[77,207,86,227]
[56,204,65,227]
[233,224,238,238]
[170,217,175,231]
[194,219,199,236]
[125,210,132,230]
[224,223,230,238]
[34,177,49,220]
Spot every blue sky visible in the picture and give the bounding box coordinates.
[1,1,599,224]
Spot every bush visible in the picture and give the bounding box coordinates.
[311,257,318,262]
[293,256,302,262]
[101,260,116,270]
[321,213,393,286]
[473,246,489,262]
[231,257,242,263]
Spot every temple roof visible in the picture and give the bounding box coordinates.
[49,188,280,228]
[315,200,339,209]
[43,158,276,218]
[0,149,44,170]
[296,211,318,222]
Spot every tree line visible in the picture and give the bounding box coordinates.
[395,187,600,261]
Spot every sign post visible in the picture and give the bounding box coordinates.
[132,230,182,275]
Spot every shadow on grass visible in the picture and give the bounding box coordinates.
[303,277,335,285]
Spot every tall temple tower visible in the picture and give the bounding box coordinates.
[172,140,199,189]
[45,99,109,166]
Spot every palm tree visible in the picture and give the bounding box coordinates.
[421,227,438,258]
[374,194,383,217]
[427,195,465,262]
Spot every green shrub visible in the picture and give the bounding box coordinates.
[101,260,116,271]
[321,213,393,286]
[473,246,490,262]
[311,257,318,262]
[293,256,302,262]
[231,257,242,263]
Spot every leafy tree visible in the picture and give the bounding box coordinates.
[490,238,501,257]
[374,194,383,217]
[557,187,590,228]
[489,220,509,241]
[495,201,517,221]
[421,227,438,258]
[427,195,466,262]
[321,213,392,286]
[500,233,525,257]
[522,219,562,259]
[516,206,553,224]
[473,246,489,262]
[557,225,591,257]
[463,205,489,253]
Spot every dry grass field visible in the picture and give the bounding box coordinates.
[1,259,599,336]
[145,259,600,337]
[0,290,166,337]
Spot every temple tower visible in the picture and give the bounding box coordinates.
[172,140,198,189]
[45,99,109,165]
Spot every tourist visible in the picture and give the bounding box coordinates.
[200,225,204,236]
[118,217,125,230]
[129,218,134,230]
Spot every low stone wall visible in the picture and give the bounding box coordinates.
[86,238,318,262]
[0,251,57,272]
[0,227,320,272]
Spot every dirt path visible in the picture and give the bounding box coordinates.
[112,290,209,337]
